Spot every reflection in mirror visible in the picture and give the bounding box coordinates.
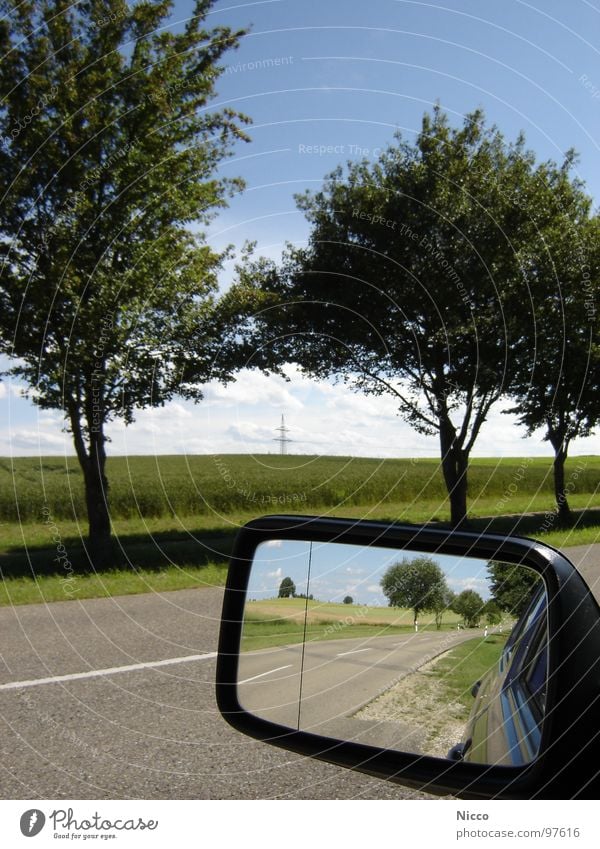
[238,539,547,767]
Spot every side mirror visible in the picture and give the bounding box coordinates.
[216,515,600,799]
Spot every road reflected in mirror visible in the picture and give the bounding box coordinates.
[238,539,547,766]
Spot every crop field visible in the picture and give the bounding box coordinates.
[245,597,460,627]
[242,598,465,652]
[2,453,600,523]
[1,453,599,605]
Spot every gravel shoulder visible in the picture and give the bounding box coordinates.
[354,651,467,758]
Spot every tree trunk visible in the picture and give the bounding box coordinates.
[69,403,112,570]
[439,422,469,528]
[547,428,572,527]
[552,447,572,526]
[84,430,112,569]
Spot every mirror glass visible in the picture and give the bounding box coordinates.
[238,539,547,766]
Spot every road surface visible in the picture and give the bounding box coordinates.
[0,544,598,799]
[0,587,432,799]
[239,630,476,748]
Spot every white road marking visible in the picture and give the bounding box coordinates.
[239,665,292,684]
[336,648,371,657]
[0,651,218,691]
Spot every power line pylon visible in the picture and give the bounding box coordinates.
[274,414,292,455]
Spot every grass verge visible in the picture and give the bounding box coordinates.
[0,562,228,606]
[1,488,599,606]
[428,634,507,711]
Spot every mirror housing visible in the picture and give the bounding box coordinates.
[216,515,600,799]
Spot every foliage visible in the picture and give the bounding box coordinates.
[381,555,448,623]
[482,600,502,626]
[452,589,485,627]
[506,203,600,523]
[278,576,296,598]
[0,0,252,566]
[431,586,456,630]
[237,107,588,526]
[487,561,541,619]
[343,595,353,605]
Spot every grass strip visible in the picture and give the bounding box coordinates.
[0,562,228,606]
[427,634,508,712]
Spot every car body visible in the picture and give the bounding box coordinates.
[451,584,548,766]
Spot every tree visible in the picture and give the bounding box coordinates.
[452,589,485,628]
[381,555,448,626]
[482,600,502,627]
[240,107,562,526]
[487,561,541,619]
[0,1,251,567]
[506,205,600,525]
[431,586,455,630]
[343,595,353,605]
[278,577,296,598]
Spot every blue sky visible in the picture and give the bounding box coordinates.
[247,538,500,605]
[2,0,600,458]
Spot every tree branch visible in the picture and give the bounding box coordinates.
[344,352,440,431]
[464,390,501,455]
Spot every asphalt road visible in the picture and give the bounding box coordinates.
[1,543,598,800]
[0,586,432,800]
[239,631,475,747]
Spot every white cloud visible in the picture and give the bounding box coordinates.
[2,365,599,459]
[318,384,397,419]
[448,577,492,596]
[225,422,280,444]
[203,369,303,411]
[266,567,283,579]
[7,429,67,451]
[0,381,31,399]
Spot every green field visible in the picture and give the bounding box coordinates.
[2,453,600,522]
[1,453,599,606]
[241,597,463,652]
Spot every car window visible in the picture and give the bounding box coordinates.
[502,585,546,669]
[525,632,548,715]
